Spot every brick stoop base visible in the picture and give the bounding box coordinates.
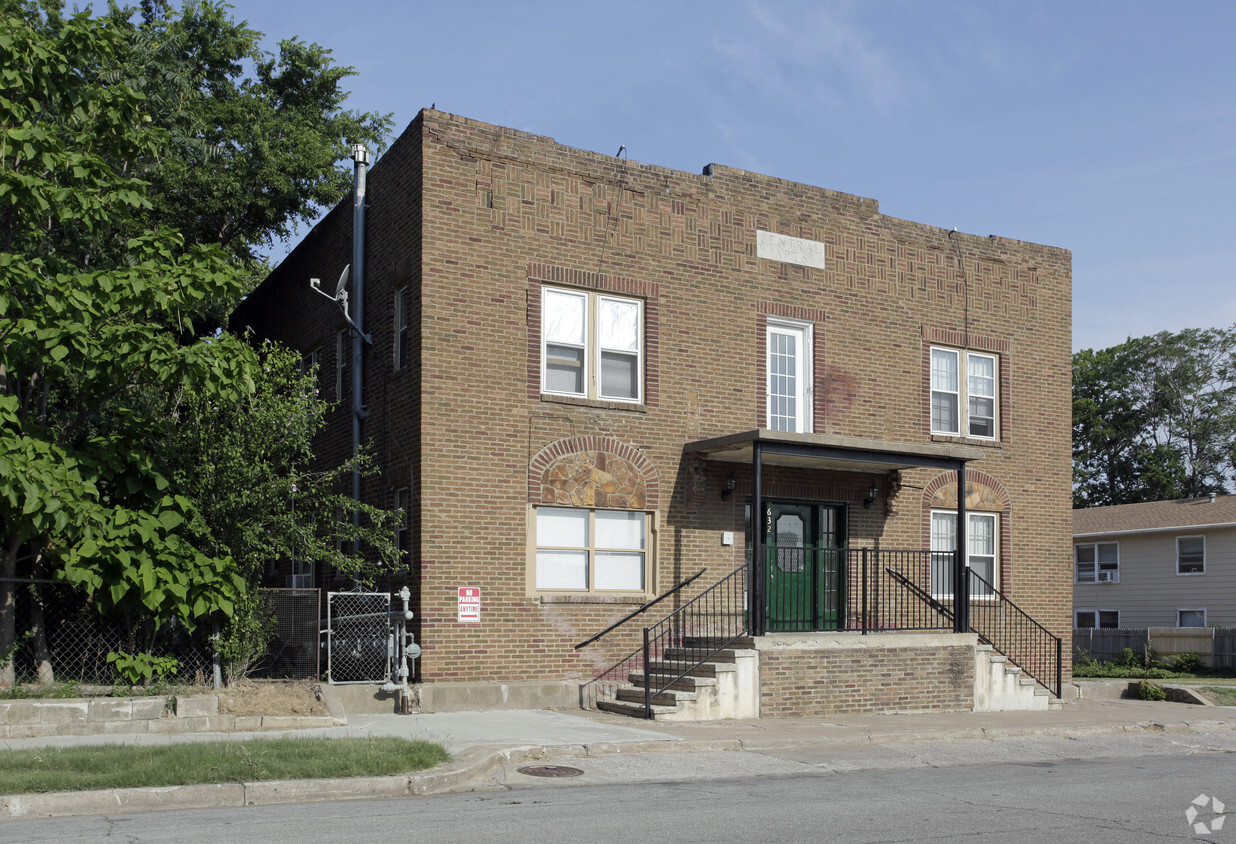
[0,694,344,738]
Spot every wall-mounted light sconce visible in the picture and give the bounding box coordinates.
[721,472,737,501]
[862,479,880,510]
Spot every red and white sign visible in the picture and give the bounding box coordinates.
[457,587,481,623]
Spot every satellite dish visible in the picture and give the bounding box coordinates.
[333,264,351,299]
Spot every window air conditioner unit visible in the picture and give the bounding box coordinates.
[1097,571,1118,583]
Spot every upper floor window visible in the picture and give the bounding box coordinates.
[542,287,642,403]
[336,329,351,404]
[1075,542,1119,583]
[1177,536,1205,574]
[930,347,997,439]
[766,319,813,433]
[300,347,322,397]
[393,286,409,371]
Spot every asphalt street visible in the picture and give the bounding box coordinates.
[5,728,1234,843]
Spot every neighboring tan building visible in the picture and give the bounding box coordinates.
[1074,495,1236,629]
[231,109,1073,717]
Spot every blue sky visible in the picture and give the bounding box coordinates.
[239,0,1236,352]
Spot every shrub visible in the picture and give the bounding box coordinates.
[1170,651,1202,673]
[1133,680,1167,701]
[214,590,276,685]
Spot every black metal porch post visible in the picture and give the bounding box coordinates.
[954,462,969,634]
[752,442,765,637]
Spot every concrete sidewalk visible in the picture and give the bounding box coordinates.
[2,697,1235,821]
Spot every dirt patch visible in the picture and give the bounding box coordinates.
[218,680,330,717]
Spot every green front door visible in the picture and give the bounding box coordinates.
[763,500,846,632]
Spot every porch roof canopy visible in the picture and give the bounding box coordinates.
[683,429,984,473]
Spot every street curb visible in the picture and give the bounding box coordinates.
[1,721,1233,820]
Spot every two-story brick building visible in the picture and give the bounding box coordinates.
[231,109,1073,717]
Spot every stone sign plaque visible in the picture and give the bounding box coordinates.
[757,230,828,270]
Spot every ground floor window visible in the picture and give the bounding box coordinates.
[930,510,998,598]
[1178,608,1207,628]
[534,507,647,592]
[1075,609,1119,628]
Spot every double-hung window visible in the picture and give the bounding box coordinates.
[393,286,409,371]
[1076,609,1119,628]
[930,510,998,598]
[1177,536,1205,574]
[930,347,997,439]
[336,329,351,404]
[766,319,813,433]
[542,287,642,403]
[535,507,647,592]
[1075,542,1119,583]
[300,348,322,397]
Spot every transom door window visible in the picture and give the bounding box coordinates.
[535,507,647,592]
[1075,542,1119,582]
[766,319,813,433]
[542,287,642,403]
[930,510,998,598]
[930,347,997,439]
[1177,536,1205,574]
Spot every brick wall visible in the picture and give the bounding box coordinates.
[759,642,975,716]
[234,108,1073,693]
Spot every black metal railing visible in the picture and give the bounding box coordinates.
[573,570,705,651]
[965,569,1062,698]
[641,564,748,717]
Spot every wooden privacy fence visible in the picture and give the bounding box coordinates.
[1073,627,1236,669]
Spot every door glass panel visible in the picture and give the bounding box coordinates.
[775,512,805,572]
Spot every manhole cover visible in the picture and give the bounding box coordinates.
[516,765,585,778]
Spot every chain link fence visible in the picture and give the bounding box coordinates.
[251,588,321,680]
[325,591,392,684]
[0,578,212,687]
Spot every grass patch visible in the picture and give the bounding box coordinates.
[1198,686,1236,706]
[0,738,450,796]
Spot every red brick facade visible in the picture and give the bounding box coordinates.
[232,109,1073,700]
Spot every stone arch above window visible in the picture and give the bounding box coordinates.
[923,469,1009,513]
[528,437,660,510]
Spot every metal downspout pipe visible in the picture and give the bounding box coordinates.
[350,144,369,566]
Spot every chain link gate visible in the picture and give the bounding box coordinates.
[324,590,420,703]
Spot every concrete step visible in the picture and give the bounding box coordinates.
[615,686,698,706]
[682,635,756,650]
[628,672,717,692]
[645,660,734,678]
[596,697,677,719]
[662,646,742,664]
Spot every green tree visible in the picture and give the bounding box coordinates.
[107,0,392,269]
[1073,328,1236,508]
[0,6,395,685]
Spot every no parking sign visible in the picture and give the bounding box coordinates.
[457,587,481,622]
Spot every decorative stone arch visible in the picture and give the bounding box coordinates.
[528,436,660,510]
[923,469,1010,514]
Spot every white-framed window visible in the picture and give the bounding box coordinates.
[766,319,813,433]
[395,487,410,570]
[930,347,998,439]
[300,347,322,397]
[534,507,648,592]
[1075,609,1120,629]
[393,286,409,371]
[930,510,998,598]
[1178,608,1207,628]
[1177,535,1205,574]
[542,287,642,403]
[289,556,313,589]
[336,329,351,404]
[1075,542,1120,583]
